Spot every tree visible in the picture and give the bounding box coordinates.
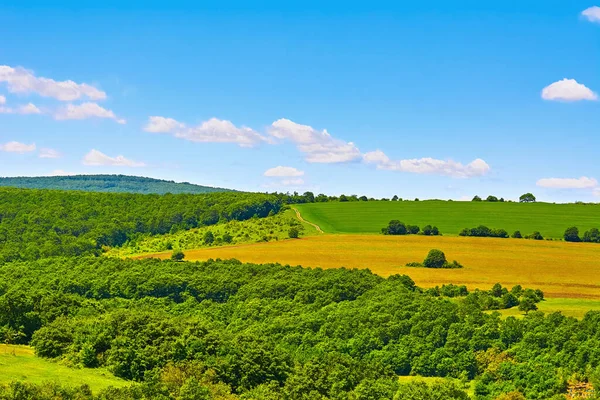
[288,227,300,239]
[564,226,581,242]
[382,220,407,235]
[407,225,420,235]
[392,195,399,201]
[203,231,215,245]
[472,195,482,202]
[423,249,447,269]
[486,195,499,202]
[358,196,368,201]
[518,297,538,313]
[171,250,185,261]
[511,231,522,239]
[339,195,349,202]
[519,193,536,203]
[526,231,543,240]
[303,192,315,203]
[583,227,600,243]
[222,233,233,244]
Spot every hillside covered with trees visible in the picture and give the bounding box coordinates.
[0,188,286,262]
[0,175,231,195]
[0,257,599,399]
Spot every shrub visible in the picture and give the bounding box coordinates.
[511,231,522,239]
[405,262,424,268]
[582,228,600,243]
[288,227,300,239]
[171,250,185,261]
[423,249,447,269]
[564,227,581,242]
[526,231,544,240]
[203,231,215,245]
[422,225,440,236]
[459,225,508,238]
[222,233,233,243]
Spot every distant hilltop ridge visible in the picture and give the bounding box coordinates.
[0,174,233,195]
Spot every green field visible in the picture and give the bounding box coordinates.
[296,200,600,238]
[0,344,129,393]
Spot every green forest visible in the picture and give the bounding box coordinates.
[1,257,599,399]
[0,188,286,262]
[0,175,231,195]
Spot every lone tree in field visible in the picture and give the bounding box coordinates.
[423,249,447,269]
[519,193,536,203]
[472,195,482,202]
[486,195,499,202]
[564,227,581,242]
[171,250,185,261]
[519,296,538,314]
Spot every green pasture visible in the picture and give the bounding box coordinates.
[295,201,600,238]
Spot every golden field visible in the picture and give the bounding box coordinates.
[138,235,600,300]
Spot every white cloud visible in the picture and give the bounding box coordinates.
[582,6,600,23]
[264,166,305,177]
[144,116,186,133]
[0,65,106,101]
[0,95,5,105]
[39,148,61,159]
[594,188,600,197]
[269,118,361,163]
[541,79,597,102]
[363,150,490,178]
[537,176,598,189]
[18,103,41,115]
[282,178,305,186]
[82,149,145,167]
[145,116,268,147]
[0,141,36,153]
[55,102,126,124]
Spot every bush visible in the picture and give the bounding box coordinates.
[203,231,215,245]
[459,225,508,238]
[423,249,447,269]
[222,233,233,243]
[422,225,440,236]
[405,262,424,268]
[511,231,522,239]
[171,250,185,261]
[526,231,544,240]
[288,227,300,239]
[564,227,581,242]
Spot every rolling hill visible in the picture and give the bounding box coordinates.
[0,174,232,194]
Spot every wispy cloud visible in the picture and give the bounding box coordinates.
[55,102,126,124]
[363,150,490,178]
[0,65,106,101]
[0,141,36,153]
[264,166,305,177]
[82,149,145,167]
[541,79,597,102]
[145,116,268,147]
[39,148,62,159]
[268,118,361,163]
[537,176,598,189]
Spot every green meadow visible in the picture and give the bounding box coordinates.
[295,200,600,238]
[0,344,129,392]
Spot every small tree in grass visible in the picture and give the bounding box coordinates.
[519,296,538,314]
[288,227,300,239]
[171,250,185,261]
[423,249,447,269]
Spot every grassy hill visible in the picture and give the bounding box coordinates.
[0,344,129,393]
[295,200,600,238]
[0,174,232,194]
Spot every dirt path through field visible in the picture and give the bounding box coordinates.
[292,207,324,233]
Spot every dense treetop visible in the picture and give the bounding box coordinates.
[0,175,232,195]
[0,257,598,399]
[0,188,286,262]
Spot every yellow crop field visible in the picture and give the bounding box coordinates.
[139,235,600,300]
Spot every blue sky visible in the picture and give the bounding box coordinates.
[1,1,599,201]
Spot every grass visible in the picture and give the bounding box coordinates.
[491,298,600,319]
[140,234,600,300]
[109,208,321,257]
[0,344,129,392]
[295,201,600,238]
